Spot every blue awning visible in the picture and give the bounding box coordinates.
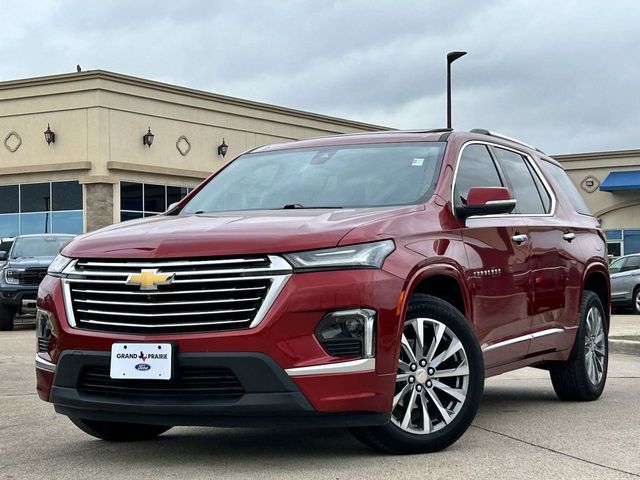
[600,170,640,192]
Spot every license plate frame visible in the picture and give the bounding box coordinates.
[109,343,173,380]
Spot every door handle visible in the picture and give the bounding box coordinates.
[563,232,576,242]
[511,233,528,245]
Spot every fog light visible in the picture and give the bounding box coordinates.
[36,309,57,353]
[315,309,375,358]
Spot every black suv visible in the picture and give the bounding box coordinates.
[0,234,74,330]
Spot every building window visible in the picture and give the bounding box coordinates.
[605,229,640,258]
[120,182,192,222]
[0,181,84,238]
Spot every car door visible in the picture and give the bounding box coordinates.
[454,143,533,368]
[488,147,571,356]
[527,160,599,354]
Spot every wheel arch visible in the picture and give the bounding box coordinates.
[400,264,471,324]
[582,263,611,328]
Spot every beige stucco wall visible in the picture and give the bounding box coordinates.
[555,150,640,230]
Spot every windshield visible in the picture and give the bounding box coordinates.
[181,142,445,213]
[11,236,74,258]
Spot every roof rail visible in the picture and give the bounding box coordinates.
[469,128,545,154]
[310,128,453,141]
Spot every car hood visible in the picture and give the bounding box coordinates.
[5,256,55,268]
[63,207,418,259]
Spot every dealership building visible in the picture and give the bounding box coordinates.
[0,70,382,236]
[554,149,640,257]
[1,70,639,256]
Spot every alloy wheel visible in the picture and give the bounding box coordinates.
[584,306,606,385]
[392,317,470,434]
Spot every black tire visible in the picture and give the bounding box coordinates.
[69,417,172,441]
[633,287,640,315]
[549,290,608,401]
[0,305,15,331]
[351,295,484,454]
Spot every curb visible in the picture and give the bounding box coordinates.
[610,339,640,356]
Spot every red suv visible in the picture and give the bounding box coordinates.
[35,129,610,453]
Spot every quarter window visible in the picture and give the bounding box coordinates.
[492,147,549,215]
[542,161,591,216]
[454,145,503,207]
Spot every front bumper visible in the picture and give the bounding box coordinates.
[41,350,390,427]
[0,287,38,313]
[36,266,405,421]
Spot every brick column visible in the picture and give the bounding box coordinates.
[84,182,114,232]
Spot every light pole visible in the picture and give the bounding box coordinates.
[446,51,467,129]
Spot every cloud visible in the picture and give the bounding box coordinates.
[1,0,639,154]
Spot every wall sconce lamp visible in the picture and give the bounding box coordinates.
[218,138,229,157]
[143,127,155,147]
[44,124,56,145]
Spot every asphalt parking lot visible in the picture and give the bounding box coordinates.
[1,317,639,480]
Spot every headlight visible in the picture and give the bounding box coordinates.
[283,240,395,271]
[48,254,72,277]
[4,268,23,284]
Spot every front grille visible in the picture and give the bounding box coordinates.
[18,268,47,286]
[78,365,244,400]
[63,256,291,334]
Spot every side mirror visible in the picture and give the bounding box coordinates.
[167,202,180,211]
[0,251,6,261]
[455,187,516,219]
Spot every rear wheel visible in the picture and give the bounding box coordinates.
[549,290,608,401]
[0,305,15,331]
[351,295,484,454]
[633,287,640,315]
[69,417,172,441]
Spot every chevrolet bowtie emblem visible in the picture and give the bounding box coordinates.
[126,269,175,290]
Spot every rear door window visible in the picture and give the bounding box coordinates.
[492,147,550,215]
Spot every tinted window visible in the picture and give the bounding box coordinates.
[21,183,50,212]
[183,142,446,213]
[623,230,640,256]
[121,182,143,211]
[542,161,591,215]
[454,144,503,206]
[121,211,144,222]
[144,184,165,213]
[622,256,640,272]
[52,181,83,211]
[493,148,546,214]
[0,215,19,238]
[0,185,19,214]
[167,186,189,206]
[52,211,83,234]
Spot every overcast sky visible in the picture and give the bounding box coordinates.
[1,0,639,155]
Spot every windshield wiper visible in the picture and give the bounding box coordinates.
[281,204,343,209]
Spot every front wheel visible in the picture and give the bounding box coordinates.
[549,290,608,401]
[69,417,172,441]
[351,295,484,454]
[633,287,640,315]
